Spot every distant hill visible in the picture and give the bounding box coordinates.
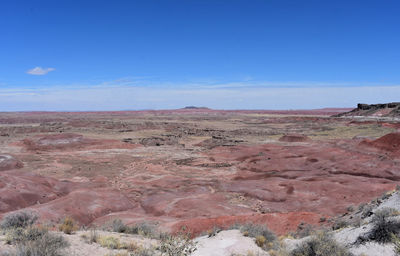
[336,102,400,117]
[182,106,210,110]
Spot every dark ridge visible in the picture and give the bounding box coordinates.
[334,102,400,118]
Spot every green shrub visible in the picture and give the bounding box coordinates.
[290,231,352,256]
[0,211,38,229]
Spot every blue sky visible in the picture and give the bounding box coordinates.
[0,0,399,111]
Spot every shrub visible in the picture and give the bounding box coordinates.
[112,219,127,233]
[372,208,398,223]
[290,231,352,256]
[122,240,140,251]
[207,226,221,237]
[6,226,47,245]
[119,241,158,256]
[127,222,157,237]
[255,235,266,247]
[391,234,400,255]
[360,204,374,218]
[0,211,38,229]
[365,208,400,243]
[380,192,391,201]
[15,233,68,256]
[238,223,277,250]
[294,223,315,238]
[5,226,68,256]
[98,235,121,249]
[332,219,349,230]
[239,223,276,242]
[110,220,158,237]
[159,234,197,256]
[58,217,78,234]
[130,248,158,256]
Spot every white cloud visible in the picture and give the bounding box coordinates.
[26,67,55,75]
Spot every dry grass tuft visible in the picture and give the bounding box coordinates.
[58,217,78,235]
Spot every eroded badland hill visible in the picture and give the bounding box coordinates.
[1,108,400,239]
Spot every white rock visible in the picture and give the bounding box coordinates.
[192,230,269,256]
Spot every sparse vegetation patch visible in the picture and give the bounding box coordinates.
[290,231,352,256]
[357,207,400,244]
[0,210,38,230]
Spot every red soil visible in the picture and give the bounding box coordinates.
[366,132,400,152]
[0,171,79,212]
[25,188,137,225]
[170,212,325,236]
[3,135,398,234]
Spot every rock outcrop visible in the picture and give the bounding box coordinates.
[337,102,400,117]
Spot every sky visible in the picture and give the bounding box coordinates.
[0,0,399,111]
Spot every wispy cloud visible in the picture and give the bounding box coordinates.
[75,77,397,90]
[1,77,399,111]
[0,82,400,111]
[26,67,55,75]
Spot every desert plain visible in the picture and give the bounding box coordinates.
[1,107,400,236]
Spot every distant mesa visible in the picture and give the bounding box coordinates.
[336,102,400,117]
[182,106,210,110]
